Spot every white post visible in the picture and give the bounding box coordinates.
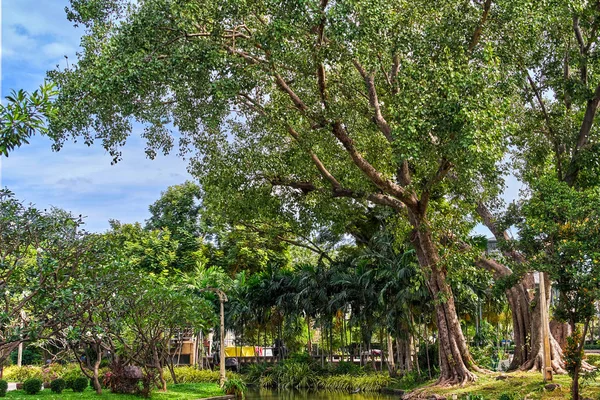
[17,343,23,367]
[539,272,553,382]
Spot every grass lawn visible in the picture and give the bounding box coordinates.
[5,383,224,400]
[399,372,600,399]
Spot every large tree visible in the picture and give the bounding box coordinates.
[0,190,93,365]
[475,0,600,373]
[49,0,533,384]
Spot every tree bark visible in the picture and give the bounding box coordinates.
[387,333,396,376]
[475,204,567,373]
[92,351,102,395]
[411,211,482,385]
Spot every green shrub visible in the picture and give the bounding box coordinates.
[273,361,318,389]
[498,393,515,400]
[317,373,392,392]
[72,376,89,392]
[586,354,600,367]
[22,378,42,395]
[243,363,270,385]
[333,361,362,376]
[163,366,239,384]
[0,380,8,397]
[222,377,247,399]
[3,366,43,382]
[50,378,66,394]
[61,366,86,389]
[396,370,429,390]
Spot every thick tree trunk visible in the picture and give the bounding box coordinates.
[475,204,567,373]
[92,357,102,394]
[477,257,567,373]
[387,334,396,376]
[550,320,571,351]
[396,338,405,372]
[515,274,567,373]
[411,212,482,385]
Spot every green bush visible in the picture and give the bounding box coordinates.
[222,377,247,399]
[333,361,363,376]
[586,354,600,367]
[22,378,42,395]
[163,366,240,384]
[317,373,392,392]
[3,366,43,382]
[72,377,89,392]
[498,393,516,400]
[50,378,66,394]
[41,363,66,383]
[274,361,318,389]
[62,366,86,389]
[0,380,8,397]
[242,363,270,385]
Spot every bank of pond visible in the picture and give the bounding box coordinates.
[3,360,600,400]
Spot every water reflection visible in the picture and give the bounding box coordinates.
[246,389,398,400]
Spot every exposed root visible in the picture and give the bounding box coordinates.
[402,371,477,398]
[581,360,596,372]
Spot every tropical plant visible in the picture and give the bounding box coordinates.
[222,378,247,399]
[0,82,57,156]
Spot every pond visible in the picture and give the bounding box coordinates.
[245,389,398,400]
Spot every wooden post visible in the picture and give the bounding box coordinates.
[201,288,228,385]
[539,272,553,382]
[17,343,23,367]
[219,291,227,386]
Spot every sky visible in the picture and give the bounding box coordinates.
[1,0,522,237]
[1,0,193,232]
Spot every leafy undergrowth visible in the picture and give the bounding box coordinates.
[4,383,223,399]
[400,372,600,400]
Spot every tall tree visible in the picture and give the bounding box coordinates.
[146,182,206,272]
[476,0,600,373]
[0,190,92,365]
[515,178,600,399]
[49,0,532,384]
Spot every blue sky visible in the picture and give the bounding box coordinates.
[1,0,193,232]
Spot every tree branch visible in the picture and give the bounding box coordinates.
[573,15,589,84]
[330,122,417,207]
[468,0,493,52]
[475,202,526,264]
[526,71,564,180]
[268,177,404,211]
[420,159,453,210]
[564,81,600,185]
[352,60,393,142]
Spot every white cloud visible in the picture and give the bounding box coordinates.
[1,133,194,232]
[42,42,75,59]
[2,0,81,77]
